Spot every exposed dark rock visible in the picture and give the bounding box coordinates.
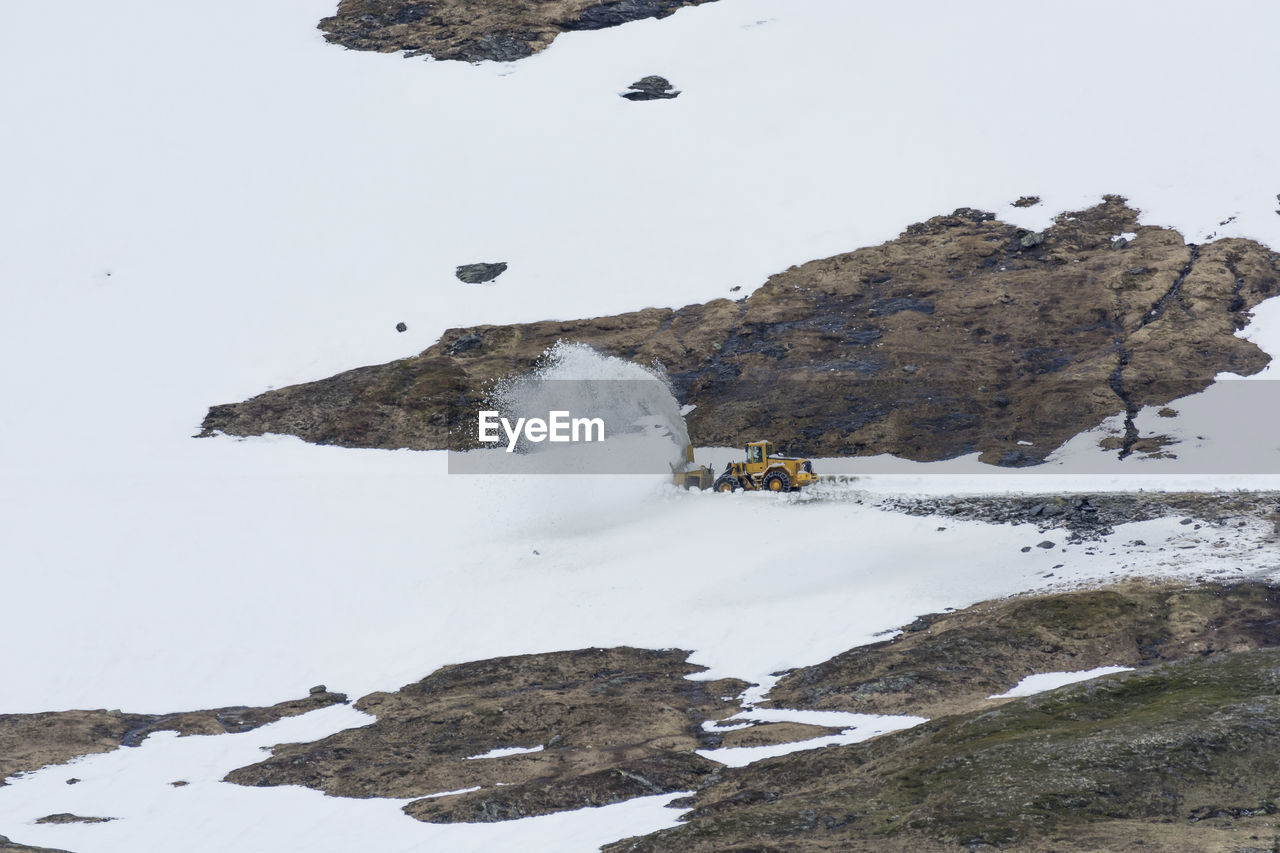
[1011,195,1041,208]
[880,490,1280,539]
[562,0,704,30]
[622,75,680,100]
[449,333,483,355]
[395,322,407,332]
[200,197,1279,465]
[226,647,750,822]
[33,815,112,826]
[318,0,718,63]
[455,262,507,284]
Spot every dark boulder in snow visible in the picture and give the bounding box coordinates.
[621,75,680,100]
[455,262,507,284]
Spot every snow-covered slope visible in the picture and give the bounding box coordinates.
[3,0,1280,851]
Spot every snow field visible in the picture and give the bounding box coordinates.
[4,0,1280,849]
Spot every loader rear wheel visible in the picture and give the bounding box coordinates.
[714,475,740,493]
[763,471,791,492]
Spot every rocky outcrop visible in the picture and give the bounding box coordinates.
[605,583,1280,853]
[200,197,1280,465]
[318,0,719,62]
[455,262,507,284]
[767,581,1280,718]
[225,647,749,822]
[0,690,347,786]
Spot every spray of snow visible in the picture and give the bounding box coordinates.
[476,341,690,473]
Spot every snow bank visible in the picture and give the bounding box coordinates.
[989,666,1136,699]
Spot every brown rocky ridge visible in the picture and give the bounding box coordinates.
[0,689,347,787]
[200,197,1279,466]
[766,580,1280,719]
[224,647,790,822]
[318,0,720,63]
[606,648,1280,853]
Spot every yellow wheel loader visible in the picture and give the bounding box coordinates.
[713,441,818,493]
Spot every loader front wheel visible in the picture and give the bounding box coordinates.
[763,471,791,493]
[714,475,740,493]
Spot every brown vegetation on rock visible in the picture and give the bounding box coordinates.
[767,581,1280,718]
[605,585,1280,853]
[226,647,758,822]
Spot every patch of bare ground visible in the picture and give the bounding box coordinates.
[226,647,773,822]
[767,581,1280,719]
[0,689,346,786]
[318,0,719,62]
[200,197,1280,466]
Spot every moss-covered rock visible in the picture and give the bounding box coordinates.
[768,581,1280,718]
[608,648,1280,853]
[226,647,750,822]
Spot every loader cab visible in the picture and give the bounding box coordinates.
[744,441,773,474]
